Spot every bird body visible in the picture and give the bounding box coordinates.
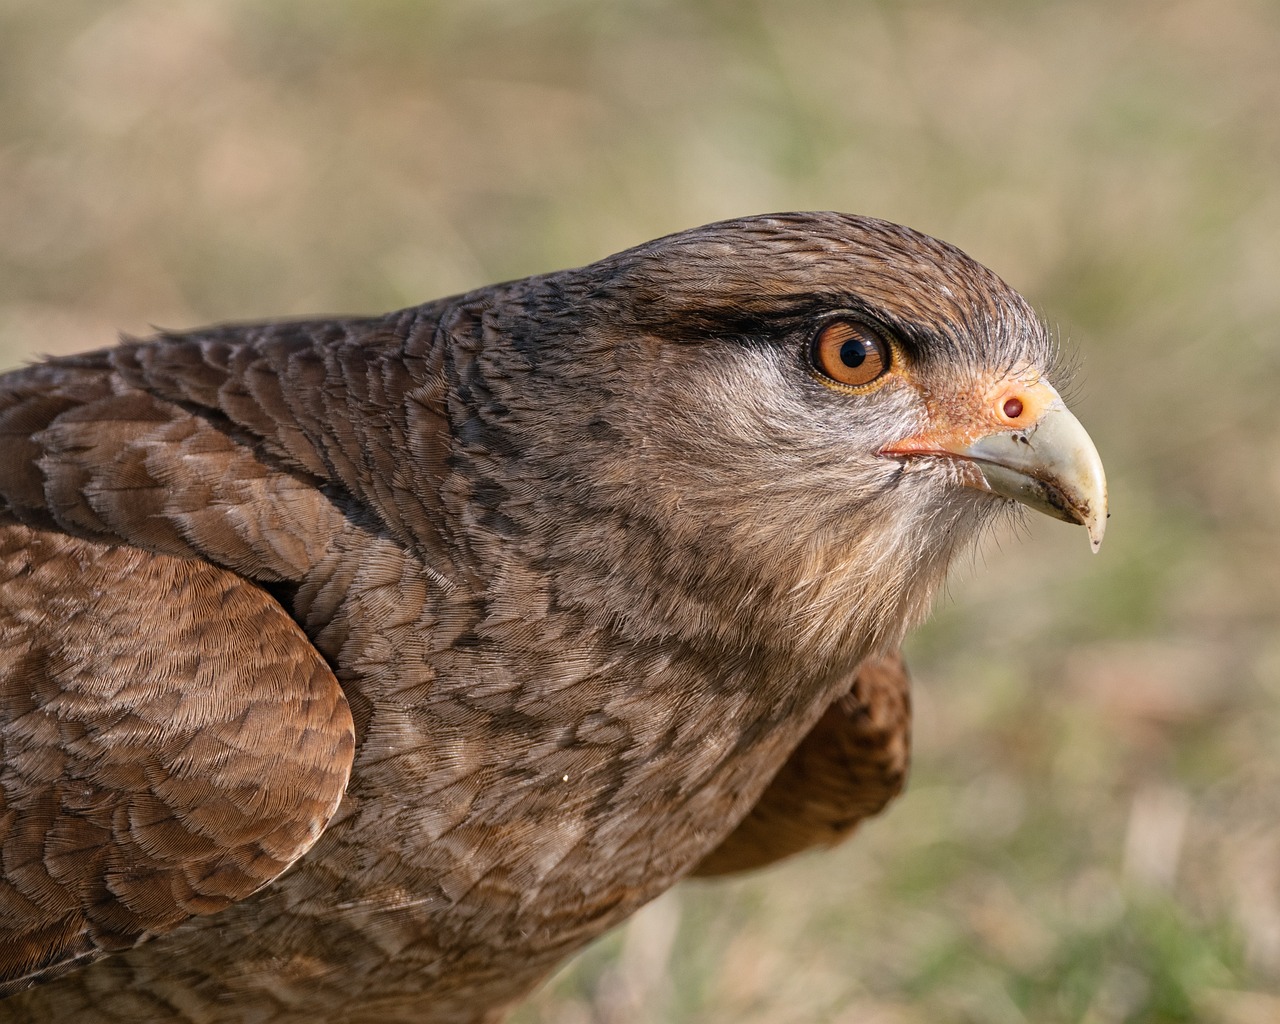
[0,213,1105,1022]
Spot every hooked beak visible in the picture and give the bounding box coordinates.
[882,374,1108,552]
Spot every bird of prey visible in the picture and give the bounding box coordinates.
[0,212,1106,1023]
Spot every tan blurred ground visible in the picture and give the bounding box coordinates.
[2,1,1279,1021]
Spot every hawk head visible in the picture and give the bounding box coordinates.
[462,212,1107,665]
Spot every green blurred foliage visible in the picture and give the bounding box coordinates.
[1,1,1278,1021]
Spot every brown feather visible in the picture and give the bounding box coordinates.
[0,213,1067,1022]
[0,524,353,993]
[693,652,910,876]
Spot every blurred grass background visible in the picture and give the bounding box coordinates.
[2,1,1278,1021]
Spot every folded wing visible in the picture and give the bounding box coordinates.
[0,524,354,992]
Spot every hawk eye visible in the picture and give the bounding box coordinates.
[810,320,891,389]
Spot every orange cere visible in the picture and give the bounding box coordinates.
[880,365,1060,457]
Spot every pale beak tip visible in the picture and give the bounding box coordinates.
[1087,509,1108,554]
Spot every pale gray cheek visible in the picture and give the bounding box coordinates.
[646,350,935,518]
[711,350,916,449]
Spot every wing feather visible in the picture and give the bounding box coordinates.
[0,523,354,992]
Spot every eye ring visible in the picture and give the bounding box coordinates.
[809,319,892,390]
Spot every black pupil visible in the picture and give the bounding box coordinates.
[840,337,870,368]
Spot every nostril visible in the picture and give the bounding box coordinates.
[1003,397,1024,419]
